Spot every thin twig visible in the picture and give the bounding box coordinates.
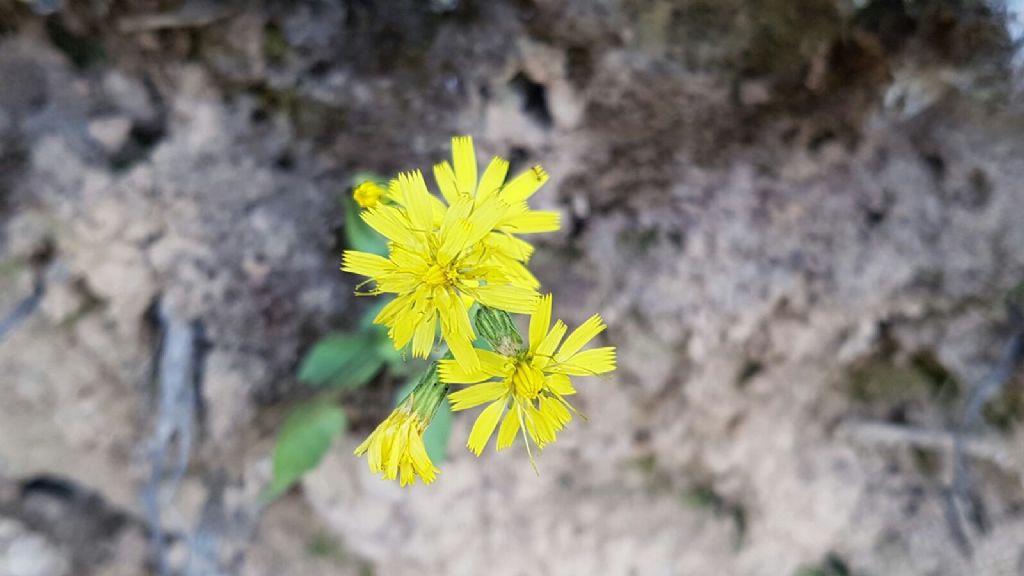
[184,474,225,576]
[0,280,43,341]
[118,1,236,33]
[835,419,1014,471]
[947,301,1024,556]
[144,300,200,576]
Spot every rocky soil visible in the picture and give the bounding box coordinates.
[1,1,1024,575]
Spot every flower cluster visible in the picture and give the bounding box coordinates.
[343,136,616,485]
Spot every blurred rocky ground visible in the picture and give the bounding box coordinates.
[1,0,1024,574]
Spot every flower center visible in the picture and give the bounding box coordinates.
[423,263,457,287]
[509,360,545,400]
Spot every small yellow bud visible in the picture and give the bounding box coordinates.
[352,181,385,209]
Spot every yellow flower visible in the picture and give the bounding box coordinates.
[353,180,386,209]
[341,170,539,371]
[365,136,559,290]
[439,295,616,462]
[432,136,560,290]
[355,408,438,486]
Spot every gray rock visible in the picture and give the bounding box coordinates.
[0,518,70,576]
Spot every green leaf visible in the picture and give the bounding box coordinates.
[344,195,387,255]
[360,300,388,330]
[298,332,384,389]
[377,339,405,369]
[375,330,412,373]
[267,402,346,500]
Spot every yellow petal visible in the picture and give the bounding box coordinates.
[477,349,513,375]
[449,381,507,411]
[411,309,437,358]
[399,461,415,486]
[545,373,576,396]
[437,287,474,337]
[367,433,383,473]
[485,232,534,261]
[500,210,560,234]
[523,403,556,448]
[440,193,473,231]
[439,358,491,384]
[436,289,480,372]
[389,306,420,350]
[496,256,541,291]
[540,396,572,429]
[373,270,421,294]
[535,320,567,362]
[383,178,399,201]
[361,205,416,245]
[496,406,521,451]
[438,220,474,265]
[398,170,434,232]
[477,156,509,202]
[452,135,477,196]
[463,198,509,247]
[428,193,447,225]
[446,332,480,375]
[385,422,405,480]
[389,245,429,273]
[529,294,552,354]
[408,431,438,484]
[501,164,548,203]
[341,251,393,279]
[374,293,414,326]
[555,314,607,362]
[550,346,616,376]
[433,161,460,205]
[474,284,538,314]
[467,400,504,456]
[440,349,509,384]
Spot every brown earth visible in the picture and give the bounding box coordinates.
[1,1,1023,575]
